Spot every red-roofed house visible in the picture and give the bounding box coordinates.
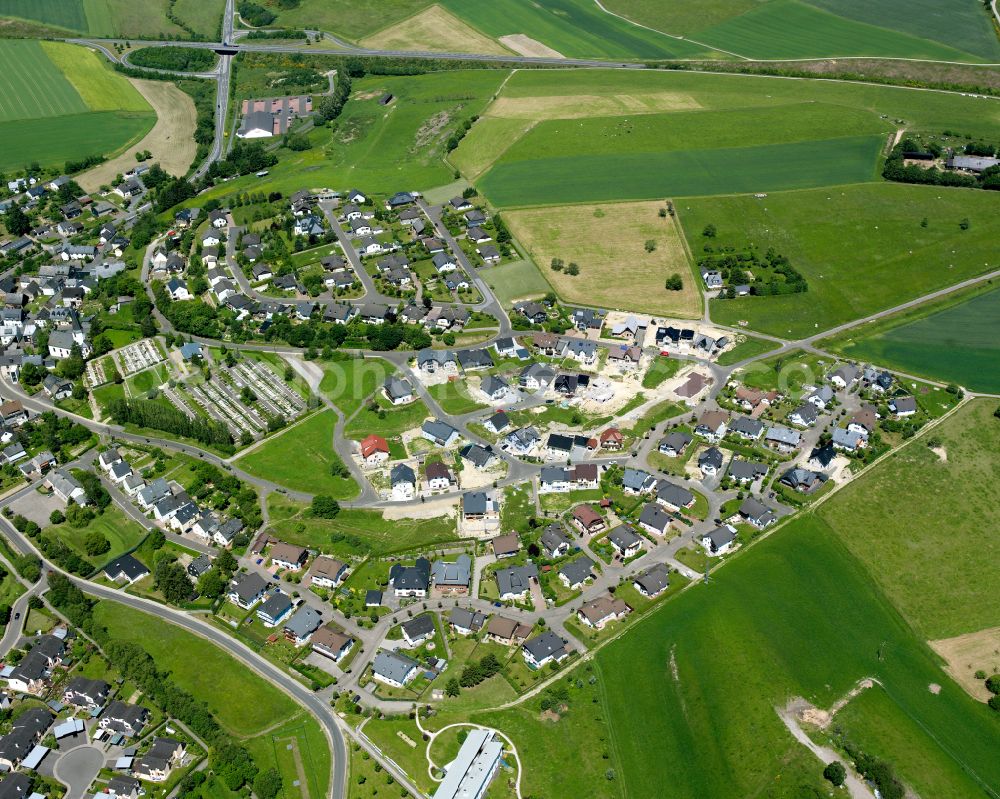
[360,435,389,467]
[600,428,624,451]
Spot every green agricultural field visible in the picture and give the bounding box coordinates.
[439,0,721,60]
[0,0,91,33]
[694,0,981,62]
[481,259,552,307]
[600,0,1000,61]
[0,39,153,171]
[819,398,1000,640]
[681,183,1000,338]
[495,103,891,165]
[828,284,1000,393]
[203,70,506,201]
[714,335,781,366]
[0,0,220,38]
[92,602,304,738]
[235,410,359,499]
[483,515,1000,799]
[460,69,1000,180]
[266,0,432,40]
[480,134,884,207]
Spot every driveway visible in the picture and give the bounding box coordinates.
[53,744,105,799]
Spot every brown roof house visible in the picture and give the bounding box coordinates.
[577,595,631,630]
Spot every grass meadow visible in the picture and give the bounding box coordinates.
[49,505,147,569]
[234,410,359,499]
[480,258,552,307]
[199,70,506,201]
[0,39,153,171]
[818,398,1000,640]
[828,284,1000,393]
[679,183,1000,338]
[483,513,1000,799]
[505,200,702,317]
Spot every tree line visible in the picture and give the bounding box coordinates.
[107,398,234,450]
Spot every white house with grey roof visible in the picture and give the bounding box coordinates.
[371,651,419,688]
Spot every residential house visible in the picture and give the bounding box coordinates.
[540,524,572,558]
[889,396,917,417]
[389,558,431,597]
[622,468,657,495]
[726,459,768,485]
[359,434,390,466]
[658,431,692,457]
[311,626,354,662]
[728,416,764,441]
[383,376,414,405]
[229,572,269,609]
[633,563,670,597]
[788,403,818,428]
[448,607,487,636]
[422,419,459,447]
[483,410,510,435]
[309,556,347,589]
[425,461,454,492]
[432,554,471,595]
[62,677,110,712]
[779,468,826,494]
[764,425,801,453]
[608,525,643,559]
[371,651,419,688]
[695,410,728,442]
[391,463,417,501]
[637,502,673,537]
[577,596,630,630]
[491,533,520,560]
[284,606,323,645]
[486,616,532,646]
[698,447,724,477]
[103,555,149,585]
[701,525,738,556]
[522,631,569,669]
[739,496,777,529]
[98,701,148,739]
[558,556,594,590]
[400,615,435,647]
[571,505,604,535]
[256,592,294,627]
[495,564,538,601]
[655,480,694,512]
[600,428,624,451]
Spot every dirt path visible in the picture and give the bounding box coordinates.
[278,735,310,799]
[78,78,197,192]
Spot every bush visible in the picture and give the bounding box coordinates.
[823,761,846,787]
[83,532,111,557]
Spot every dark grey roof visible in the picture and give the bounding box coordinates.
[103,554,149,582]
[372,650,418,683]
[634,563,670,595]
[638,503,672,533]
[258,592,293,620]
[656,480,694,508]
[390,558,431,592]
[401,614,435,640]
[558,556,593,587]
[608,525,641,551]
[448,607,487,632]
[698,447,724,470]
[231,571,268,603]
[522,631,567,662]
[495,564,538,597]
[727,459,768,482]
[540,525,572,555]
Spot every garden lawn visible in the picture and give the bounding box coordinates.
[818,398,1000,639]
[344,394,430,440]
[320,357,396,420]
[93,601,301,737]
[683,183,1000,338]
[505,201,700,317]
[51,505,147,568]
[641,357,683,389]
[427,380,488,416]
[829,284,1000,393]
[235,410,359,499]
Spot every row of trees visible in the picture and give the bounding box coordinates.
[129,47,216,73]
[883,138,1000,190]
[107,398,234,450]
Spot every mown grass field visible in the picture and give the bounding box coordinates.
[506,200,701,317]
[480,258,552,307]
[829,284,1000,393]
[439,0,721,60]
[480,134,884,207]
[267,0,433,41]
[680,184,1000,338]
[235,410,359,499]
[693,0,980,62]
[0,39,153,171]
[818,399,1000,640]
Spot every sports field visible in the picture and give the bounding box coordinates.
[600,0,999,61]
[829,285,1000,393]
[505,201,701,317]
[679,183,1000,339]
[0,40,154,171]
[819,399,1000,640]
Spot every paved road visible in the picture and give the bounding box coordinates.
[54,745,105,799]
